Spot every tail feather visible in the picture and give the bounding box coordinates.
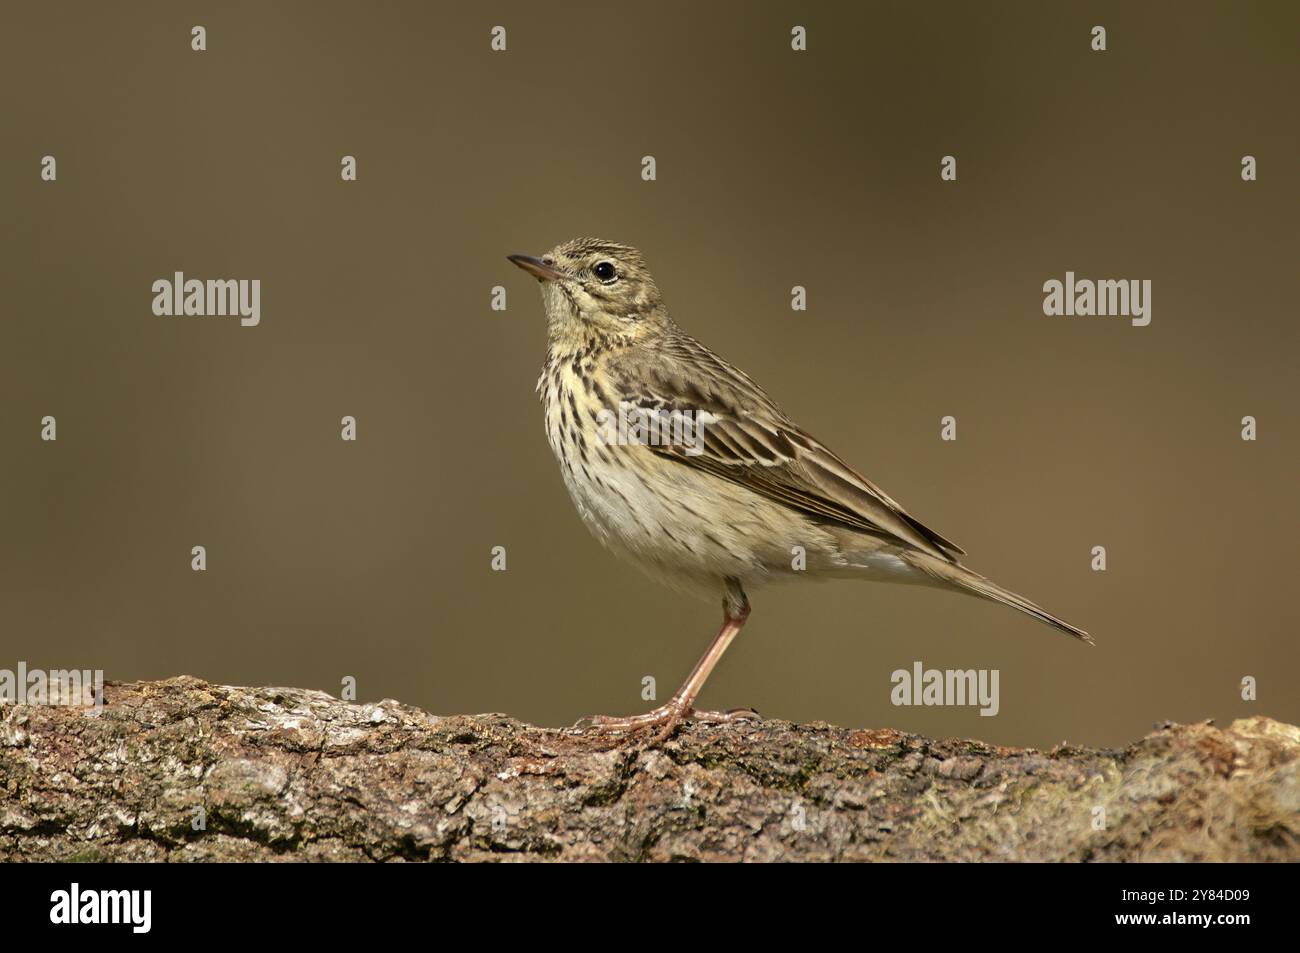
[906,553,1093,644]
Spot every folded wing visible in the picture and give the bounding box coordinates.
[608,334,966,563]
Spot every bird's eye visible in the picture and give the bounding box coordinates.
[592,261,617,282]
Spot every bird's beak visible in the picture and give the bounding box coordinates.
[507,254,565,282]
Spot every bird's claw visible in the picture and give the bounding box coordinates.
[572,704,761,740]
[687,706,761,724]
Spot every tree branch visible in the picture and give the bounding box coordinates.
[1,677,1295,861]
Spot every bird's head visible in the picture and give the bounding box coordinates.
[508,238,669,346]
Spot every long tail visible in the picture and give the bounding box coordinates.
[905,552,1093,644]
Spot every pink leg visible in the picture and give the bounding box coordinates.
[580,580,757,743]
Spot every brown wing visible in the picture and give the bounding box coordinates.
[607,332,965,562]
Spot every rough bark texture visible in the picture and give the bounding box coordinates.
[1,677,1296,862]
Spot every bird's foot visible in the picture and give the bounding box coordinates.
[574,703,760,745]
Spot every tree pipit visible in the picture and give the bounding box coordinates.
[509,239,1090,744]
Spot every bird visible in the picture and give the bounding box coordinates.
[508,238,1090,742]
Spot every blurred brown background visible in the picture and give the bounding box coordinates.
[2,1,1296,748]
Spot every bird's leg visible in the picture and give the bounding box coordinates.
[580,608,750,735]
[580,580,756,742]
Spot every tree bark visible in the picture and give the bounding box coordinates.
[1,677,1295,861]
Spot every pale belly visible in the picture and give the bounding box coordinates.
[541,374,843,599]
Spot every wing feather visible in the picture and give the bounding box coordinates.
[608,333,966,561]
